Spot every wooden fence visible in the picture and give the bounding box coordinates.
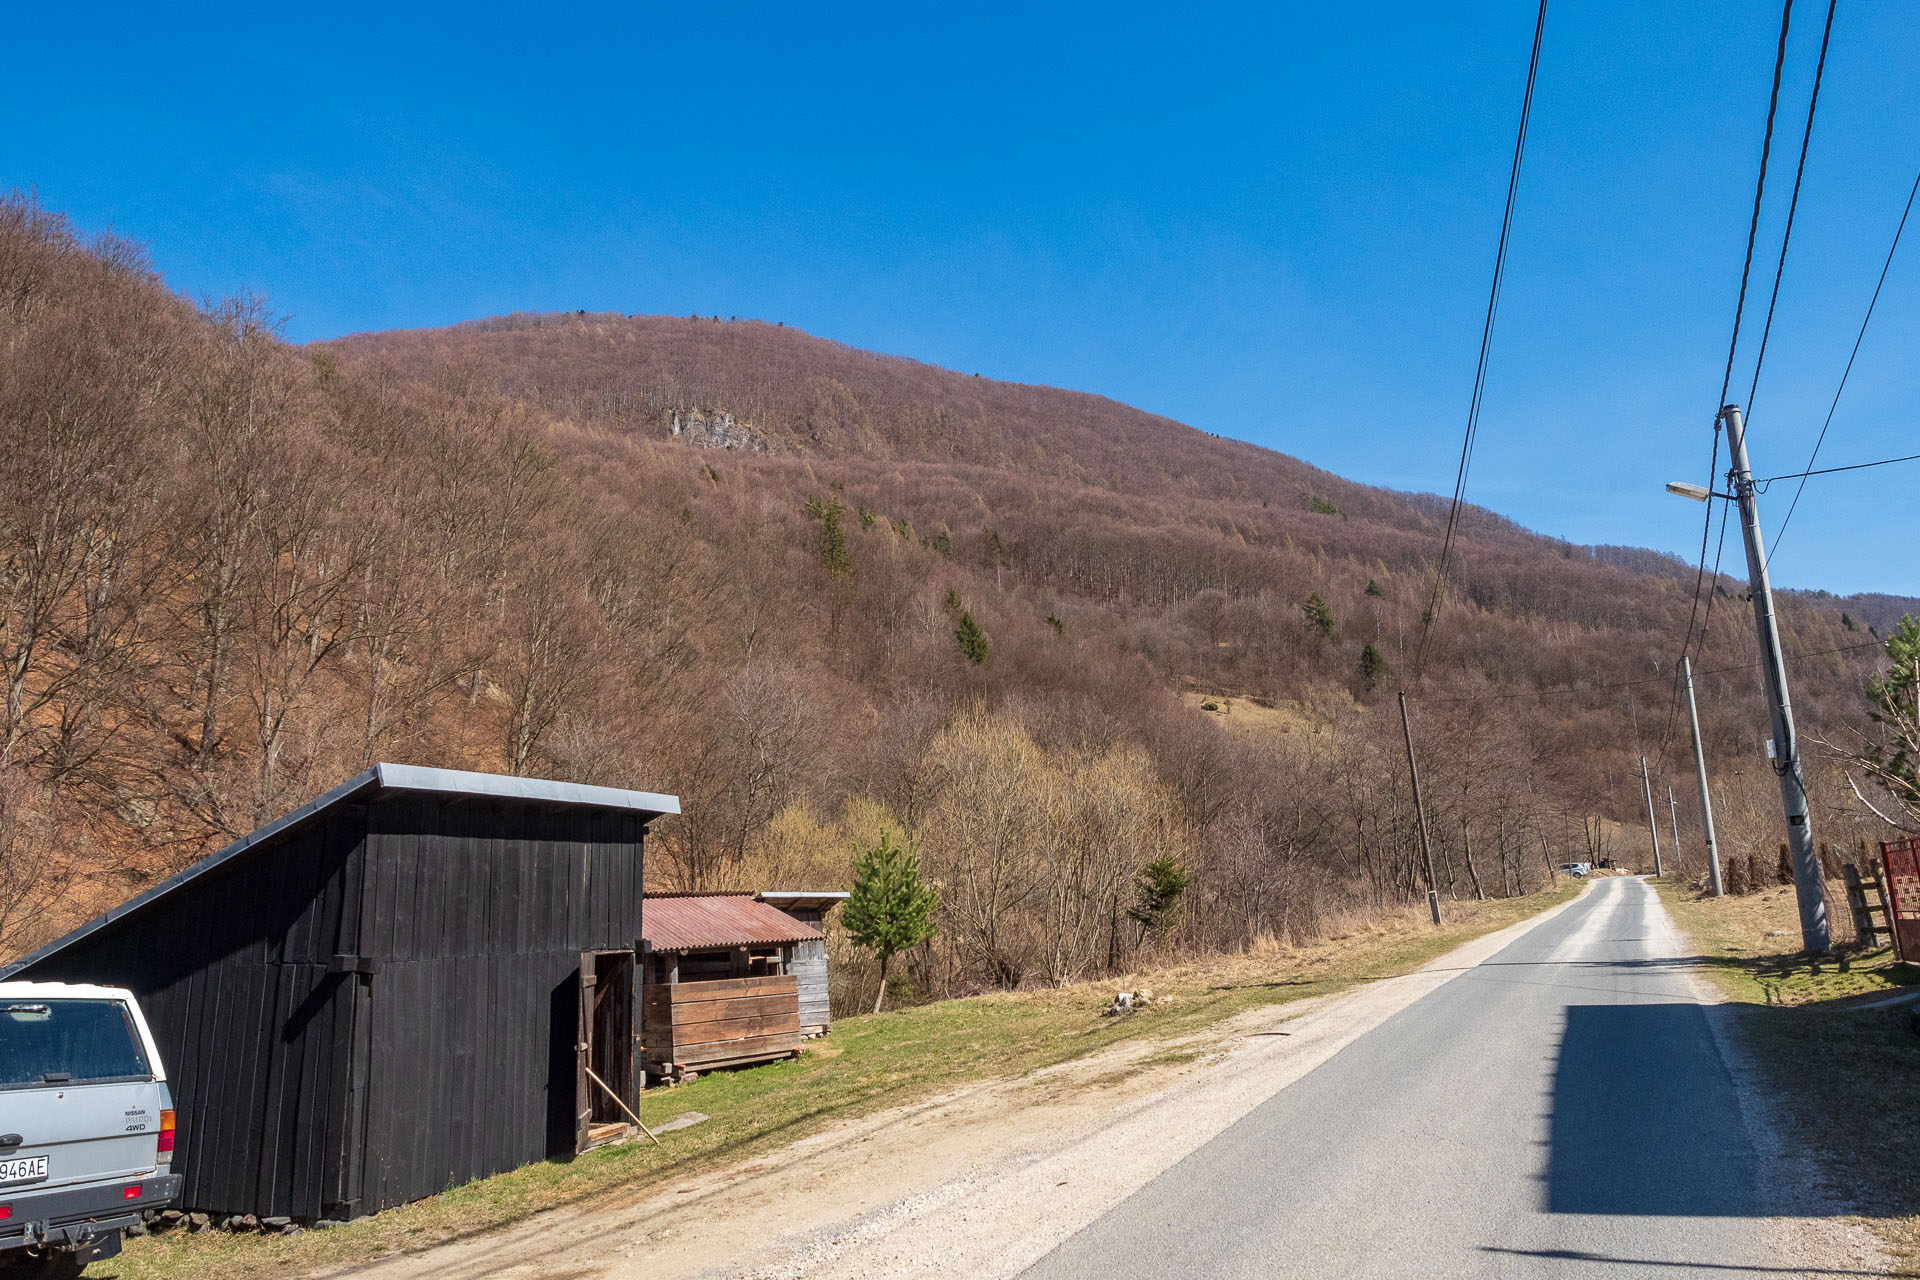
[642,974,802,1080]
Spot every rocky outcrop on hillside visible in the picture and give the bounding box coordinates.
[669,408,774,453]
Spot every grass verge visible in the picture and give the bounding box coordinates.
[1653,878,1920,1271]
[95,883,1579,1280]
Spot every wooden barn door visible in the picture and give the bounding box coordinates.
[576,950,636,1153]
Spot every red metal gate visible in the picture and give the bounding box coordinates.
[1881,836,1920,962]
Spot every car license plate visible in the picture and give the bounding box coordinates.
[0,1154,49,1185]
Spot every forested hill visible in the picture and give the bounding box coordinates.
[328,310,1900,635]
[0,196,1911,994]
[331,312,1513,540]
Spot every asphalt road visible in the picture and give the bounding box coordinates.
[1023,876,1809,1280]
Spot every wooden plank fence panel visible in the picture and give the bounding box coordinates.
[668,993,799,1025]
[676,1033,802,1067]
[667,975,797,1002]
[672,1012,802,1050]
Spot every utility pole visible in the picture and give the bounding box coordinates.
[1667,785,1681,866]
[1398,692,1443,925]
[1721,404,1828,950]
[1681,656,1725,897]
[1639,756,1664,877]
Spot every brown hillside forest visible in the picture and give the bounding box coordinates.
[2,193,1913,1009]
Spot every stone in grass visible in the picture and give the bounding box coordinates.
[126,1221,148,1237]
[313,1219,341,1230]
[262,1216,292,1230]
[187,1213,211,1232]
[654,1112,709,1135]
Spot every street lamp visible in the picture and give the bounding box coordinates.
[1664,406,1829,950]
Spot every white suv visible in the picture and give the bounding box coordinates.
[0,982,182,1276]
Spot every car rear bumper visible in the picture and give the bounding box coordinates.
[0,1172,182,1255]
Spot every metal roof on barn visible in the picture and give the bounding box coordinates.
[3,763,680,978]
[641,894,825,953]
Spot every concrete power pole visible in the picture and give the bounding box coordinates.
[1721,404,1829,951]
[1639,756,1664,877]
[1682,655,1725,897]
[1667,785,1681,865]
[1398,692,1443,926]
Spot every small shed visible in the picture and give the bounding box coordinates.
[755,891,849,1036]
[1,764,678,1221]
[639,894,823,1081]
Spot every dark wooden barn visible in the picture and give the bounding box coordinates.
[0,764,678,1222]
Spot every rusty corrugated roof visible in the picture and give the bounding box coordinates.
[642,894,825,953]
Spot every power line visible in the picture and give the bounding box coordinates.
[1410,641,1880,706]
[1658,496,1733,779]
[1659,425,1721,759]
[1695,488,1733,665]
[1760,450,1920,484]
[1661,0,1798,759]
[1717,0,1797,415]
[1766,161,1920,563]
[1411,0,1549,683]
[1743,0,1836,421]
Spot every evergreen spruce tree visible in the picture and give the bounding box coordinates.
[1360,643,1385,690]
[1365,579,1384,598]
[1128,855,1191,943]
[1303,593,1336,638]
[805,493,851,577]
[843,831,938,1013]
[821,500,849,577]
[955,610,990,665]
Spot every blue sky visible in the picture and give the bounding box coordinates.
[7,2,1918,595]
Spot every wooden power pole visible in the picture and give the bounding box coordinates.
[1399,692,1443,925]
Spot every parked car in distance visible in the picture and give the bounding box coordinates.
[0,982,181,1277]
[1556,862,1591,878]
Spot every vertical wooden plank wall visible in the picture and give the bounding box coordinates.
[356,800,647,1214]
[16,807,367,1219]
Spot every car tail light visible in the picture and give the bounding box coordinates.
[158,1108,176,1159]
[123,1185,142,1200]
[0,1205,11,1221]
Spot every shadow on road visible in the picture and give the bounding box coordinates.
[1481,1246,1916,1276]
[1548,1002,1771,1216]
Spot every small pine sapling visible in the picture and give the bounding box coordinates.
[1129,855,1191,944]
[843,831,938,1013]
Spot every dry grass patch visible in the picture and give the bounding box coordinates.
[1180,691,1329,739]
